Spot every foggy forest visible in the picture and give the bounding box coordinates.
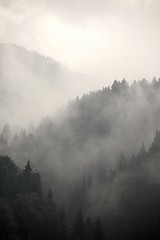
[1,0,160,240]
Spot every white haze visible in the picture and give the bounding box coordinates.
[0,0,160,79]
[0,44,100,128]
[0,0,160,127]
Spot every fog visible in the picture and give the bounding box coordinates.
[0,0,160,127]
[0,43,101,127]
[1,1,160,239]
[1,0,160,81]
[0,0,160,203]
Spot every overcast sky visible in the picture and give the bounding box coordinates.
[0,0,160,85]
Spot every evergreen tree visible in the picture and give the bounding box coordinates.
[23,160,32,175]
[136,143,147,165]
[112,80,120,93]
[1,124,11,143]
[0,135,8,154]
[149,130,160,155]
[22,161,42,195]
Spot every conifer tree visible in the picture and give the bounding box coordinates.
[23,160,32,175]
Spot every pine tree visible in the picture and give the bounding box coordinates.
[23,161,32,175]
[136,143,147,164]
[149,130,160,155]
[1,124,11,143]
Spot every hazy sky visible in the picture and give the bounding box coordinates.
[0,0,160,83]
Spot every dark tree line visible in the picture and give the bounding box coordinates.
[0,155,105,240]
[2,129,160,239]
[67,129,160,240]
[2,79,160,239]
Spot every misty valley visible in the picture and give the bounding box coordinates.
[1,45,160,240]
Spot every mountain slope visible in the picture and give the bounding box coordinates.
[1,79,159,186]
[0,43,90,128]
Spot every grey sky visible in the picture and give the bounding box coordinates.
[0,0,160,84]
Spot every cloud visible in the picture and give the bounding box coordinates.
[0,0,160,85]
[1,0,158,21]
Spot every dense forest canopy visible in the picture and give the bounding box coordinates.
[1,127,160,239]
[1,77,160,238]
[1,0,160,237]
[1,46,160,239]
[1,78,160,184]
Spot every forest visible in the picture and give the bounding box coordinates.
[1,79,160,239]
[1,128,160,239]
[1,0,160,238]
